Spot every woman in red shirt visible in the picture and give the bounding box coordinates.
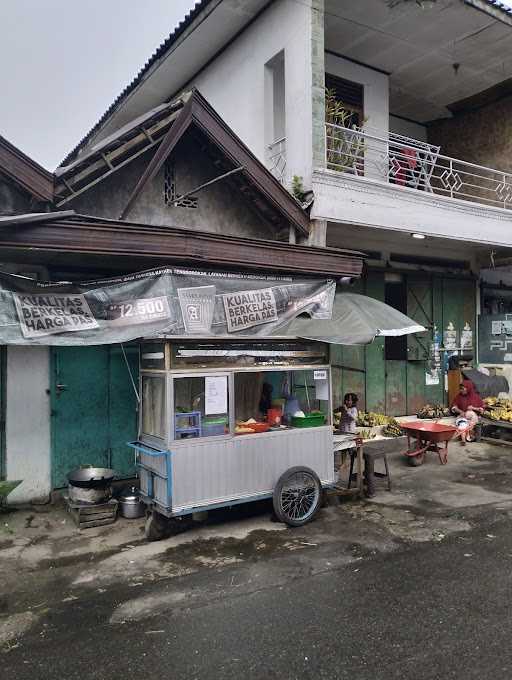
[451,380,484,444]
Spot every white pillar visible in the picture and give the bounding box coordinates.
[6,347,51,503]
[302,219,327,247]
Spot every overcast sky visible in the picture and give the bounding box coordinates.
[2,0,512,171]
[0,0,197,170]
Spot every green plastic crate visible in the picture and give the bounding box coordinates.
[291,413,326,428]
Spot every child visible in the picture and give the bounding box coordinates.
[337,392,359,434]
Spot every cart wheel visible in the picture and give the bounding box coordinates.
[408,453,425,467]
[273,466,322,527]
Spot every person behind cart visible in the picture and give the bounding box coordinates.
[451,379,484,445]
[259,382,273,417]
[335,393,359,434]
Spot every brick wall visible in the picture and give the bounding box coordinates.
[428,95,512,174]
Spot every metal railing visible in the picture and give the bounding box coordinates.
[267,137,287,184]
[325,123,512,210]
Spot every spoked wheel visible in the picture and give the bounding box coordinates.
[407,452,425,467]
[273,466,322,527]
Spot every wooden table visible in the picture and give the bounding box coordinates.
[330,434,364,498]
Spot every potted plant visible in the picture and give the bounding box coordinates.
[325,87,367,174]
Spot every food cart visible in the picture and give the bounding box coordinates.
[129,338,352,540]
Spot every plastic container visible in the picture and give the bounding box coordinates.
[283,397,300,422]
[291,413,326,428]
[246,422,270,433]
[202,416,228,437]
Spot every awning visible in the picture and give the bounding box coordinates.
[281,292,425,345]
[0,268,424,347]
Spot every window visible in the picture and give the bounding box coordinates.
[234,369,330,431]
[265,51,286,183]
[171,341,329,369]
[173,375,229,440]
[325,74,364,128]
[141,375,166,439]
[140,343,166,370]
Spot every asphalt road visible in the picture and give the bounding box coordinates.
[4,517,512,680]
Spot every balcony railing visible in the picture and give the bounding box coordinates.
[267,137,287,184]
[325,123,512,210]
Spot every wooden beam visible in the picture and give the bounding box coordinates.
[119,98,194,220]
[188,91,310,236]
[54,109,180,197]
[0,218,363,278]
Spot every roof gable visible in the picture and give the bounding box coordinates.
[0,136,54,202]
[55,90,310,237]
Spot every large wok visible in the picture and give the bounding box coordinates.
[67,467,116,488]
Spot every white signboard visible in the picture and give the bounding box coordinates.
[460,329,473,350]
[177,286,216,333]
[492,320,503,336]
[426,371,440,386]
[314,370,327,381]
[13,293,98,338]
[315,380,329,401]
[205,376,228,415]
[223,288,278,332]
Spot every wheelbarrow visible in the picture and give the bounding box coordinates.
[0,480,22,510]
[401,421,458,466]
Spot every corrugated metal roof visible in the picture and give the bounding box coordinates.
[482,0,512,15]
[60,0,212,167]
[0,211,75,227]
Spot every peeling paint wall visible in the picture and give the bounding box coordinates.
[68,136,277,240]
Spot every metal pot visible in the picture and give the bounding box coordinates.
[67,467,116,489]
[119,486,145,519]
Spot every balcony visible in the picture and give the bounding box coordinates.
[325,123,512,210]
[310,124,512,248]
[266,137,287,184]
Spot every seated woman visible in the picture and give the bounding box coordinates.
[451,380,484,445]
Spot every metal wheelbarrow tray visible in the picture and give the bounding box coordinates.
[401,421,458,466]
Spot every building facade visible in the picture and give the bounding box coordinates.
[0,94,361,502]
[63,0,512,414]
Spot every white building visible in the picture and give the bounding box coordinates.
[64,0,512,415]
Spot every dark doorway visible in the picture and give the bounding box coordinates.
[385,281,408,360]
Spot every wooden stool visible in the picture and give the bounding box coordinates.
[348,448,392,497]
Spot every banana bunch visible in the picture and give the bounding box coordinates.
[417,404,451,419]
[483,396,512,422]
[358,428,377,440]
[485,408,512,422]
[383,419,403,437]
[485,397,512,410]
[357,411,390,427]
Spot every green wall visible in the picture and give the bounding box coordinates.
[330,272,476,416]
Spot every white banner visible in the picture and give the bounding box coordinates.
[13,293,98,338]
[223,288,278,332]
